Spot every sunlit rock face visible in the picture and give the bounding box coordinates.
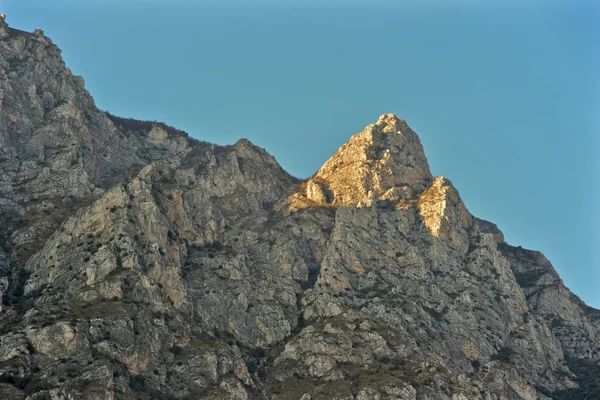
[294,114,432,209]
[0,16,598,400]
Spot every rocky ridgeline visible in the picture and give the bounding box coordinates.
[0,16,598,400]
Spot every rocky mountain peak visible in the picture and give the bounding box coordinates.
[373,112,408,132]
[0,18,598,400]
[291,113,432,208]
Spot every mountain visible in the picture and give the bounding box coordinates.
[0,15,598,400]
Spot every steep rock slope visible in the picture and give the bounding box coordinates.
[292,114,432,207]
[0,14,217,304]
[0,16,598,400]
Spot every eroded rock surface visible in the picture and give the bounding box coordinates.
[0,15,597,400]
[292,114,431,209]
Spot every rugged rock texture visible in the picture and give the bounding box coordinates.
[291,114,431,209]
[0,16,598,400]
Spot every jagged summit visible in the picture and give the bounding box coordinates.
[0,14,37,39]
[0,17,599,400]
[292,113,432,208]
[372,113,408,131]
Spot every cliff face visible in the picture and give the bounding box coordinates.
[0,16,598,400]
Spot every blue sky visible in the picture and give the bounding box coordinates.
[2,0,599,307]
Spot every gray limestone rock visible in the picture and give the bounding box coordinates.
[0,15,597,400]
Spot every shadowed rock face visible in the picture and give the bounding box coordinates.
[0,16,598,400]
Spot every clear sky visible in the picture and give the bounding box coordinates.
[2,0,599,307]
